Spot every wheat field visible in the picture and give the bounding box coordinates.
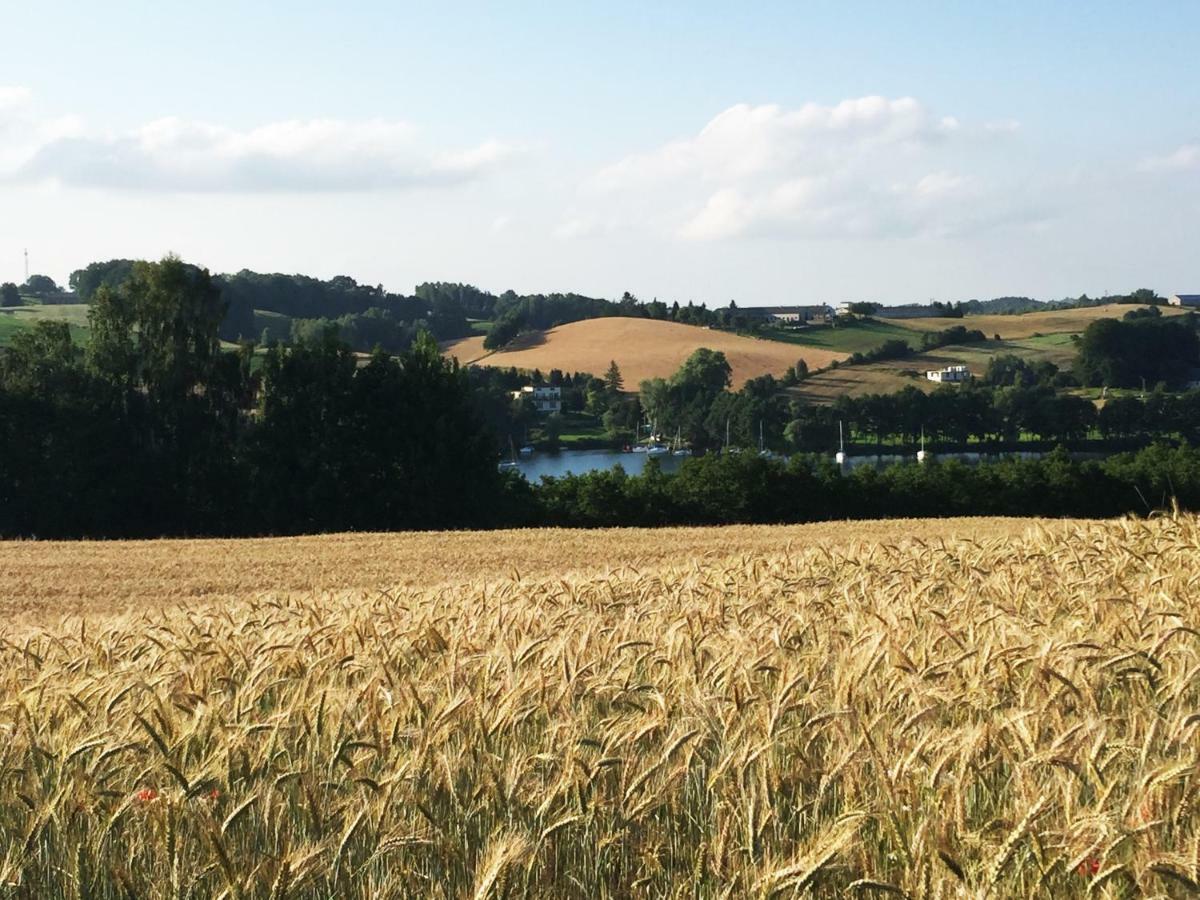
[442,317,844,387]
[899,303,1188,340]
[3,515,1200,897]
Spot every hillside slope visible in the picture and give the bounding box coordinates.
[790,336,1078,402]
[901,302,1186,339]
[443,316,844,385]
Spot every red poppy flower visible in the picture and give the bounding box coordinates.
[134,788,159,803]
[1077,857,1100,877]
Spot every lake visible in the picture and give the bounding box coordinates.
[508,449,688,480]
[506,448,1107,479]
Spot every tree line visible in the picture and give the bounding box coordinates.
[525,443,1200,527]
[1075,307,1200,388]
[4,257,1200,538]
[0,257,511,537]
[639,342,1200,455]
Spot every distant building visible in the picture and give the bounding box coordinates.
[1168,294,1200,308]
[743,304,834,326]
[511,385,562,413]
[926,365,971,383]
[877,304,942,320]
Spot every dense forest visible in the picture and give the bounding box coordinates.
[958,288,1167,315]
[67,260,739,353]
[1074,308,1200,388]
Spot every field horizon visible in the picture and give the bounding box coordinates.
[443,317,846,386]
[1,516,1056,631]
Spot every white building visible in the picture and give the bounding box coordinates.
[1168,294,1200,307]
[511,385,562,413]
[745,304,834,326]
[925,365,971,383]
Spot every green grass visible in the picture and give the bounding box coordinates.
[0,305,92,347]
[532,411,612,447]
[1021,331,1077,348]
[757,319,923,353]
[469,319,493,334]
[253,309,293,342]
[6,303,91,326]
[0,313,26,346]
[789,337,1086,404]
[1069,386,1149,402]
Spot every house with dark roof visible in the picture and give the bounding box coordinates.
[1168,294,1200,307]
[743,304,834,326]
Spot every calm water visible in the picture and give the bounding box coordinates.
[508,449,687,480]
[506,448,1101,479]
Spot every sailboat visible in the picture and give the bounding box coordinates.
[672,427,691,457]
[724,417,742,455]
[835,420,846,466]
[645,419,669,455]
[758,420,780,459]
[518,428,534,456]
[631,419,649,452]
[916,426,928,464]
[498,436,521,471]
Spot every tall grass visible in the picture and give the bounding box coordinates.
[2,515,1200,896]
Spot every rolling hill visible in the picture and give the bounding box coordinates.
[788,336,1079,402]
[898,302,1186,339]
[784,303,1187,402]
[0,303,91,347]
[442,316,844,385]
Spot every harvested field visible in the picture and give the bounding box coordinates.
[442,317,844,386]
[898,303,1186,340]
[789,337,1079,403]
[3,514,1200,897]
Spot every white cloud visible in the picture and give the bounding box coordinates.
[0,87,86,172]
[0,86,32,110]
[576,96,1038,242]
[1138,144,1200,173]
[0,90,517,192]
[984,119,1022,134]
[554,216,603,240]
[435,139,513,176]
[590,97,952,192]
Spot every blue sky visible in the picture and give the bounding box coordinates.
[2,1,1198,304]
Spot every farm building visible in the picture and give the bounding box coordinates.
[743,304,834,326]
[876,304,943,320]
[511,385,562,413]
[926,365,971,383]
[1168,294,1200,308]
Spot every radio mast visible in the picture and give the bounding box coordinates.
[24,249,29,282]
